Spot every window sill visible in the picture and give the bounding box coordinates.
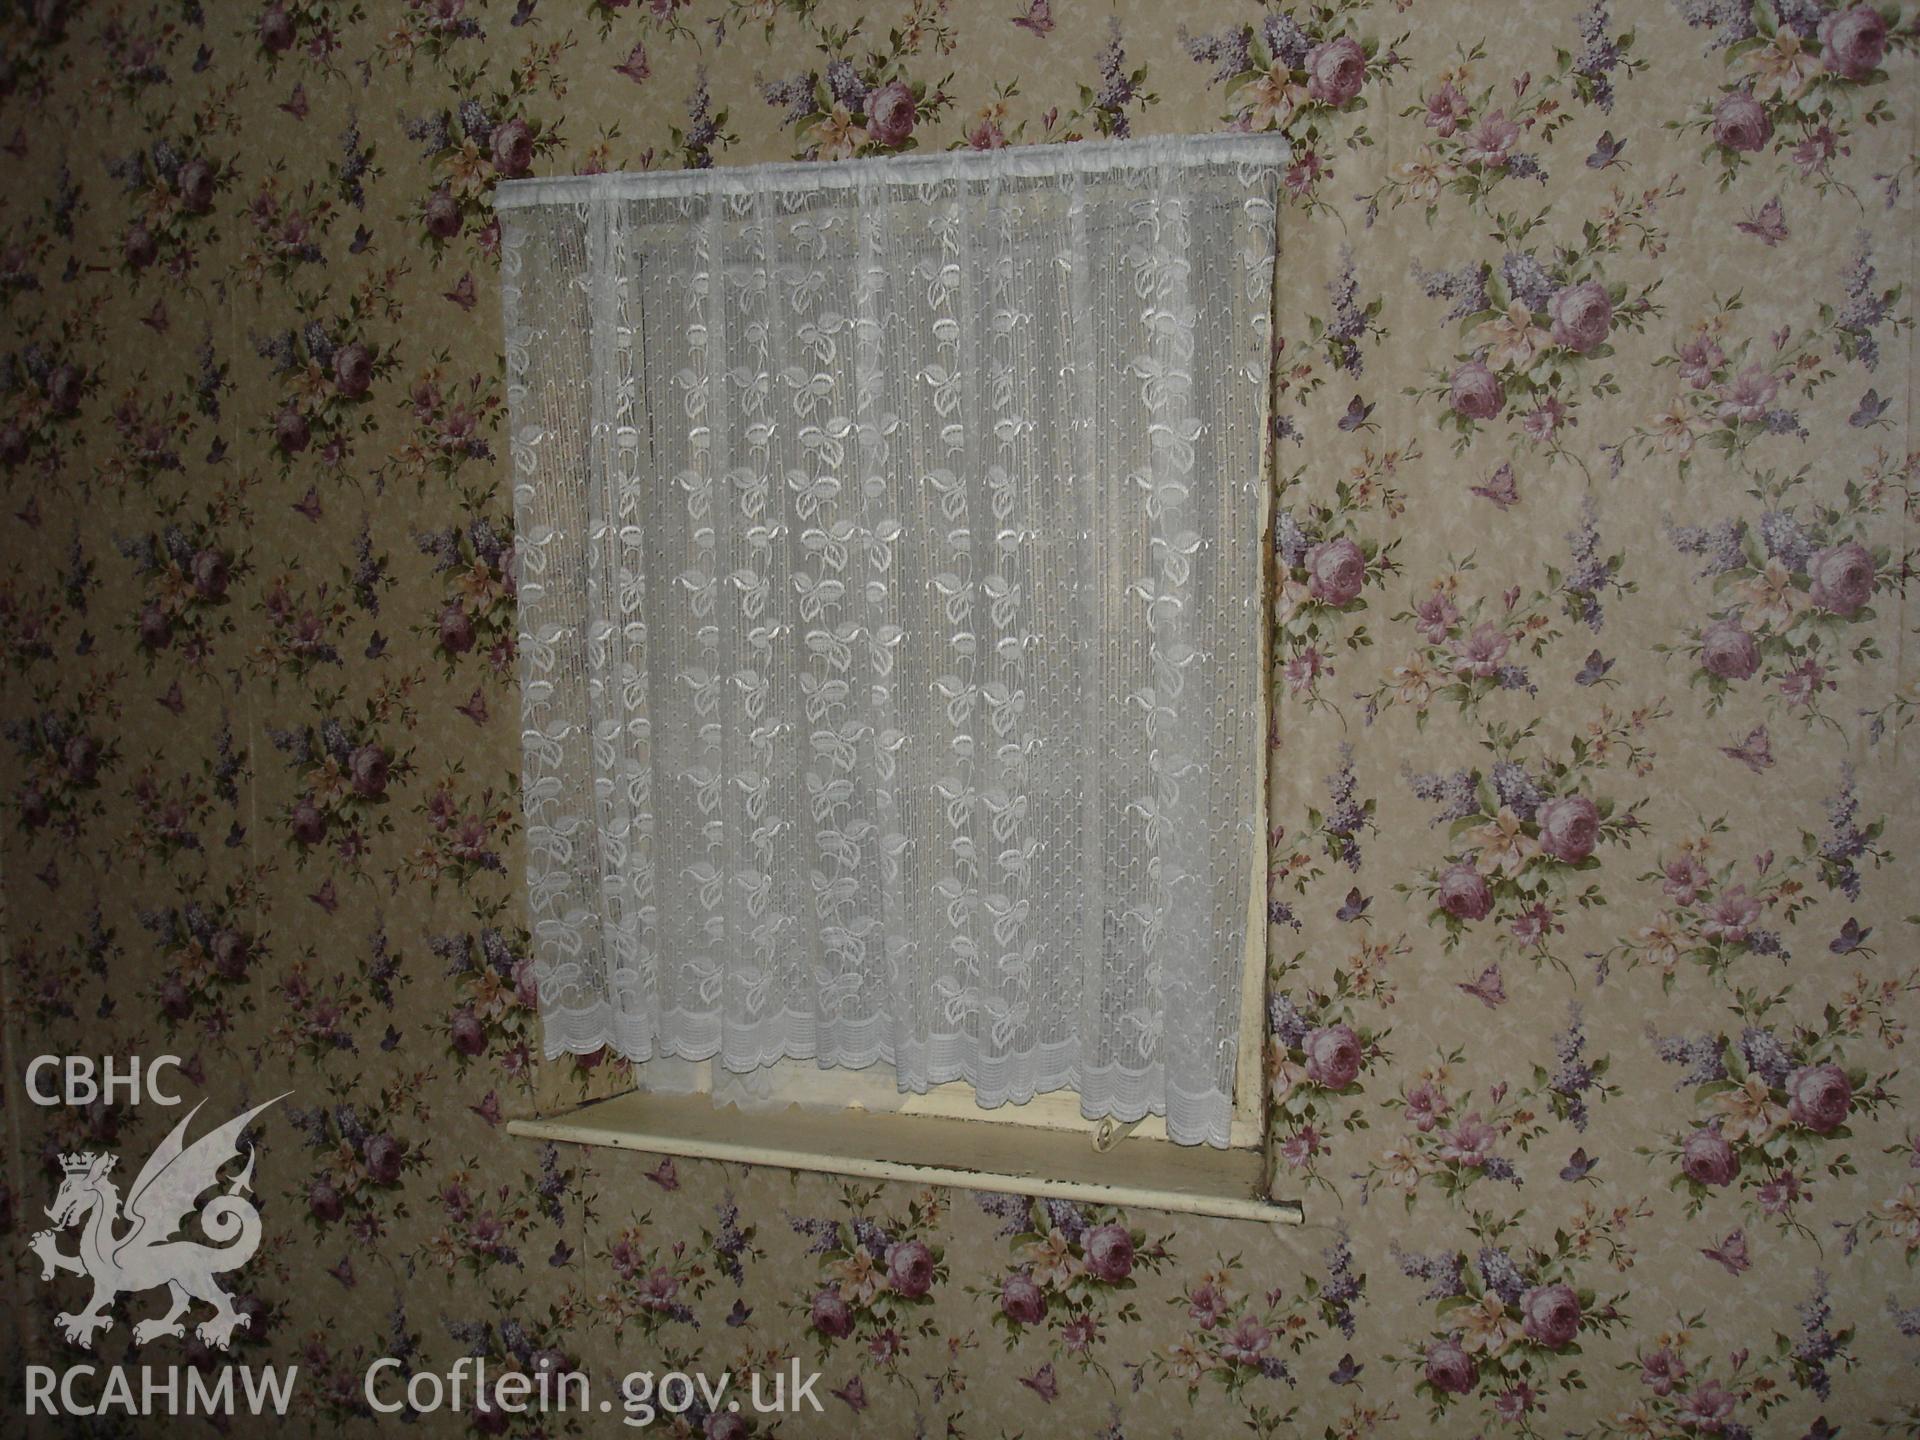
[508,1090,1303,1225]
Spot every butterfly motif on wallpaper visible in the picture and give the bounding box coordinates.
[1560,1148,1599,1183]
[1735,195,1789,245]
[1720,724,1774,774]
[1458,963,1506,1009]
[1829,917,1874,956]
[1701,1228,1751,1276]
[1575,650,1615,687]
[1586,131,1626,169]
[646,1157,680,1191]
[1471,462,1520,510]
[1012,1,1053,37]
[1850,388,1891,428]
[1338,394,1376,432]
[615,43,651,85]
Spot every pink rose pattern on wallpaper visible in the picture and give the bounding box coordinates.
[1,1,1917,1436]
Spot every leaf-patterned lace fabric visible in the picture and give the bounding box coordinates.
[500,136,1284,1146]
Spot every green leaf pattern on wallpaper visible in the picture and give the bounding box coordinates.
[1,1,1915,1436]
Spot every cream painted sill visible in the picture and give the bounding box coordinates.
[509,1090,1304,1225]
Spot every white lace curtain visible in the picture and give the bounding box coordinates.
[500,135,1283,1146]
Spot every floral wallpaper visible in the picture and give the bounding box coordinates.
[1,1,1915,1437]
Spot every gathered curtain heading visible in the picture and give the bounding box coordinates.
[499,134,1286,1146]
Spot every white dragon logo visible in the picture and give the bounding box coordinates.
[28,1094,287,1350]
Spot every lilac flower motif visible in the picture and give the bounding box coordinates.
[352,524,386,615]
[331,1103,369,1149]
[1672,0,1757,48]
[1490,761,1542,821]
[1551,1004,1597,1131]
[1268,993,1310,1049]
[104,146,146,192]
[1324,745,1365,872]
[825,58,867,109]
[211,724,243,804]
[1497,664,1537,694]
[1092,21,1139,138]
[1794,1273,1840,1399]
[1575,1,1623,112]
[302,320,336,369]
[443,1317,490,1354]
[1275,510,1310,569]
[760,73,816,126]
[1407,766,1479,825]
[1392,1245,1466,1301]
[1481,1156,1521,1184]
[1889,1297,1920,1339]
[788,1215,843,1256]
[1477,1247,1531,1306]
[117,531,159,570]
[195,339,226,418]
[682,72,720,170]
[1412,261,1491,323]
[472,929,512,978]
[1772,0,1825,38]
[403,111,452,159]
[1564,501,1612,631]
[1656,1031,1729,1087]
[457,98,493,147]
[319,718,353,763]
[1043,1198,1090,1244]
[712,1193,750,1284]
[1263,14,1312,70]
[1321,1232,1362,1339]
[1821,766,1867,900]
[1837,233,1890,371]
[415,526,464,574]
[285,1103,336,1150]
[1669,517,1750,578]
[430,931,473,975]
[182,902,213,942]
[1502,251,1559,312]
[975,1191,1031,1239]
[52,162,78,237]
[1326,249,1368,377]
[497,1317,534,1366]
[1759,510,1813,571]
[251,327,299,372]
[850,1216,893,1259]
[1180,25,1253,88]
[387,1301,417,1360]
[366,926,399,1007]
[1739,1027,1795,1089]
[338,120,370,209]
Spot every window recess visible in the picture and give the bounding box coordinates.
[498,135,1293,1215]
